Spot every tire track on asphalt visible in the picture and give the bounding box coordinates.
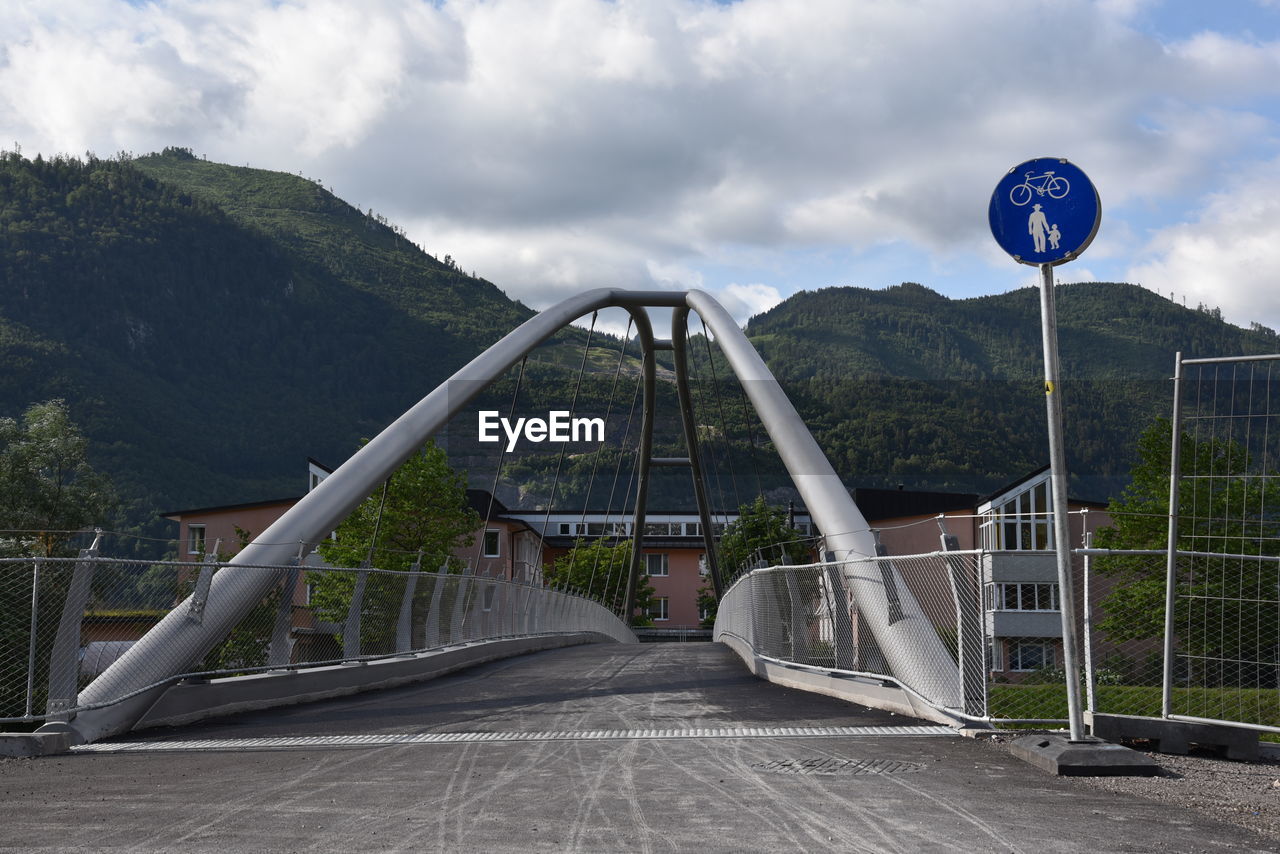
[802,739,1024,854]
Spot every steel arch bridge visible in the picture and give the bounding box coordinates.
[53,289,959,743]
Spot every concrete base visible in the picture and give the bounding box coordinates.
[1009,734,1162,777]
[1088,712,1259,761]
[0,731,72,758]
[716,634,972,729]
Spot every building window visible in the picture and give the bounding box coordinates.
[1008,639,1055,672]
[987,582,1059,612]
[483,529,501,558]
[979,473,1053,551]
[187,524,206,556]
[651,597,669,621]
[684,522,700,537]
[645,553,669,576]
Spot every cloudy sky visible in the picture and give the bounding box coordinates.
[3,0,1280,333]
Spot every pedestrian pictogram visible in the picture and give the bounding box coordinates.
[988,157,1100,266]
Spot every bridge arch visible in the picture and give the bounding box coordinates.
[60,288,957,742]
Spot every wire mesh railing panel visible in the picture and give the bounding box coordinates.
[1,558,70,723]
[1082,549,1280,732]
[843,552,973,712]
[1172,552,1280,728]
[715,554,973,717]
[0,556,632,727]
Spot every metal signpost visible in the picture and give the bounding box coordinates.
[989,157,1101,743]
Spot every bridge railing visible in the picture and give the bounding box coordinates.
[0,555,634,726]
[716,547,1280,732]
[715,552,980,721]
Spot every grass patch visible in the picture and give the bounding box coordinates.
[989,682,1280,732]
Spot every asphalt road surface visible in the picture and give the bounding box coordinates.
[2,642,1276,853]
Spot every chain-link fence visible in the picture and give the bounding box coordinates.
[0,553,633,727]
[715,545,1280,732]
[1083,548,1280,732]
[715,552,987,720]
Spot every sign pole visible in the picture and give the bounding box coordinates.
[1037,261,1086,741]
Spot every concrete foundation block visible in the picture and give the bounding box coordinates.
[0,732,72,758]
[1009,734,1162,777]
[1089,713,1259,761]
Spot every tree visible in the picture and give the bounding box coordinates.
[544,538,654,623]
[0,399,115,557]
[0,400,115,719]
[1094,417,1280,680]
[310,441,480,653]
[719,495,811,578]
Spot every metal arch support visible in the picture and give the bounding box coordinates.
[683,291,960,708]
[63,289,680,743]
[670,306,724,599]
[61,287,956,744]
[622,306,658,624]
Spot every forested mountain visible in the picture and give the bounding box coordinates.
[0,148,581,551]
[744,283,1280,499]
[2,148,1277,553]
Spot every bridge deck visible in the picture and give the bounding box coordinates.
[3,643,1276,852]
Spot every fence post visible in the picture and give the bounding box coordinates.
[267,544,305,668]
[941,530,984,718]
[1081,532,1097,717]
[344,563,370,660]
[822,559,857,670]
[187,540,222,624]
[1162,352,1185,719]
[45,533,104,720]
[395,552,423,654]
[423,565,449,648]
[450,569,473,643]
[783,572,809,662]
[25,558,41,720]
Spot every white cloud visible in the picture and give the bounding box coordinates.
[718,283,784,325]
[1126,157,1280,329]
[2,0,1279,319]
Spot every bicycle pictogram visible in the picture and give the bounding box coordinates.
[1009,171,1070,206]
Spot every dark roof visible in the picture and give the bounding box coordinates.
[977,464,1051,504]
[852,487,979,522]
[977,465,1110,509]
[466,489,511,516]
[307,457,334,474]
[161,495,302,519]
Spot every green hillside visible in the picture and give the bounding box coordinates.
[3,148,1278,553]
[743,283,1280,498]
[0,149,587,551]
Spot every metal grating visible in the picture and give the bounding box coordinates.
[72,724,957,753]
[751,757,924,776]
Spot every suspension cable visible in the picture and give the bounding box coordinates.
[735,368,766,499]
[364,477,392,567]
[540,312,599,587]
[576,318,634,598]
[600,369,645,615]
[685,322,731,570]
[482,356,528,576]
[699,316,742,513]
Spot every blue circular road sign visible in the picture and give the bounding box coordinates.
[989,157,1101,266]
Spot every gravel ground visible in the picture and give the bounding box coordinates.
[986,735,1280,843]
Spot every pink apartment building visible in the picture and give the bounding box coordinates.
[160,458,1115,677]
